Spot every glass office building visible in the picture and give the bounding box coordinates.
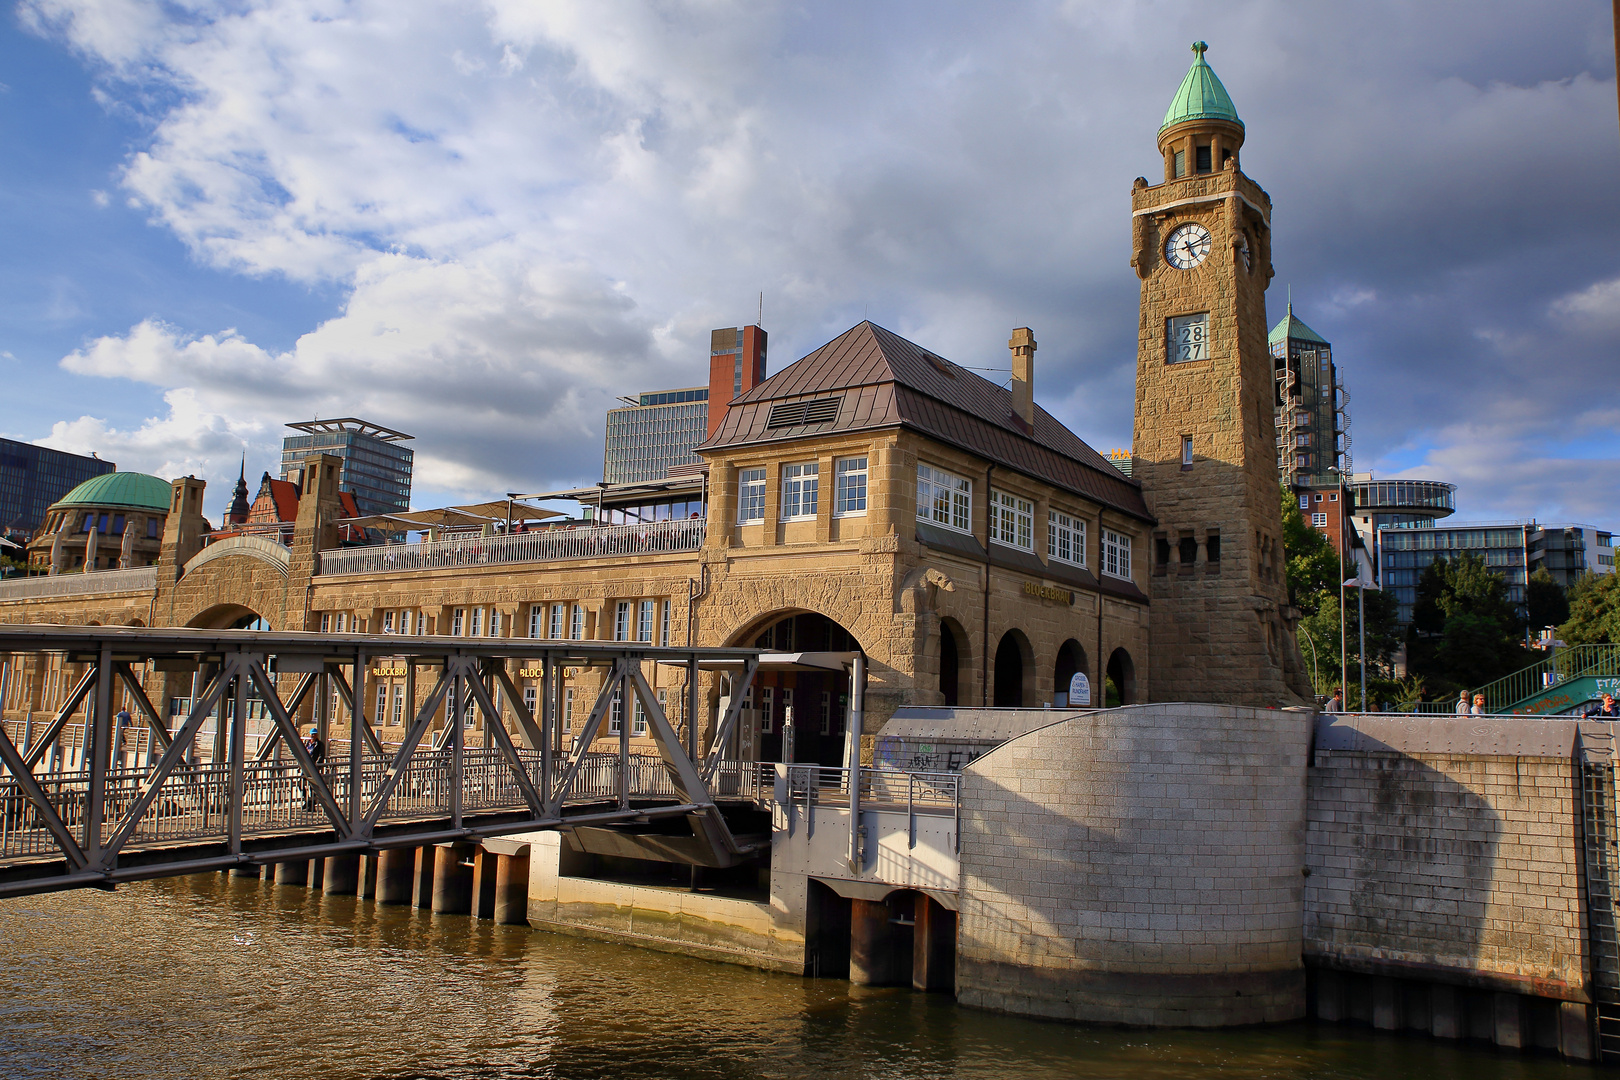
[0,438,116,542]
[1379,523,1530,625]
[280,419,413,517]
[603,388,710,485]
[1270,306,1348,490]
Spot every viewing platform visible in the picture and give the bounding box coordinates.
[318,518,706,576]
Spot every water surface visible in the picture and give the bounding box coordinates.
[0,874,1590,1079]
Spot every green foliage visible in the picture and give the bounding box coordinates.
[1296,588,1401,695]
[1563,572,1620,645]
[1526,567,1569,631]
[1279,486,1340,615]
[1406,552,1533,697]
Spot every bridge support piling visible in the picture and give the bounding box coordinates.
[850,897,903,986]
[912,896,955,993]
[229,864,260,879]
[493,850,530,925]
[470,848,497,920]
[376,848,413,904]
[432,845,474,915]
[309,857,325,891]
[323,854,360,896]
[274,860,308,886]
[359,854,378,900]
[411,846,435,909]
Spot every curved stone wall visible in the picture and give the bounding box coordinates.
[955,702,1312,1026]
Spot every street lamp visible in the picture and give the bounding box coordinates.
[1343,574,1368,711]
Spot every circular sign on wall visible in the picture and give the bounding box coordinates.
[1069,672,1091,707]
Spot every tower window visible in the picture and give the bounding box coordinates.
[1195,145,1211,173]
[1205,531,1222,566]
[1181,435,1194,468]
[1173,150,1186,178]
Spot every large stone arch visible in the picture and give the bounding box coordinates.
[160,547,303,633]
[719,606,865,768]
[1107,647,1137,706]
[186,603,271,630]
[993,628,1035,708]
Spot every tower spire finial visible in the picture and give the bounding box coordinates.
[1191,40,1208,58]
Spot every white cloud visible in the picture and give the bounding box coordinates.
[13,0,1620,520]
[89,189,110,207]
[1550,276,1620,334]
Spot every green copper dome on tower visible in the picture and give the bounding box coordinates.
[1159,41,1243,134]
[1268,304,1330,348]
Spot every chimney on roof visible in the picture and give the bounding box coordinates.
[1009,328,1036,429]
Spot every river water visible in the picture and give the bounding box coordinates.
[0,874,1590,1079]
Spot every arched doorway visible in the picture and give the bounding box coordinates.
[1054,639,1089,707]
[1106,647,1136,707]
[938,617,968,708]
[993,630,1032,708]
[730,610,863,766]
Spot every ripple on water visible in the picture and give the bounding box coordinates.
[0,875,1591,1080]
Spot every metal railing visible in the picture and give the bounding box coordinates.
[783,764,959,813]
[0,565,156,600]
[1472,644,1620,714]
[317,517,706,576]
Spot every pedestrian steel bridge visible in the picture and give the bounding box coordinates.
[0,626,788,899]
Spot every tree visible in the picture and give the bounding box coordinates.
[1563,572,1620,645]
[1280,486,1339,614]
[1526,568,1569,632]
[1406,552,1532,696]
[1299,587,1401,696]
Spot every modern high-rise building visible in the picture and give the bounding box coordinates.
[1529,524,1615,590]
[600,325,769,485]
[603,388,710,485]
[0,438,116,542]
[1379,522,1532,625]
[280,418,413,517]
[1270,307,1349,489]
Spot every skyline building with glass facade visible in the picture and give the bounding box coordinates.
[279,418,413,517]
[0,438,116,543]
[602,387,710,485]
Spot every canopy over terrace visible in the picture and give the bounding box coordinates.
[340,501,560,538]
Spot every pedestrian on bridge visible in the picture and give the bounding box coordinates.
[301,728,326,811]
[1471,694,1487,716]
[1455,690,1471,715]
[1324,688,1344,713]
[1597,694,1619,718]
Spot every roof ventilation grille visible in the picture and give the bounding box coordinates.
[766,397,841,429]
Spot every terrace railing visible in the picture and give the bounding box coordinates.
[0,566,156,601]
[318,517,706,576]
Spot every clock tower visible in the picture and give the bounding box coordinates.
[1131,42,1311,705]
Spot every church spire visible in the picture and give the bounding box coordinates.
[227,454,251,524]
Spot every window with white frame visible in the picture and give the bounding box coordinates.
[375,683,388,723]
[632,693,647,737]
[382,610,396,634]
[523,686,537,722]
[614,602,631,641]
[1102,528,1132,580]
[451,609,464,636]
[760,686,775,734]
[660,600,671,646]
[780,462,819,520]
[637,599,655,643]
[1298,494,1310,510]
[563,687,575,742]
[489,609,502,637]
[657,688,669,729]
[570,604,586,641]
[390,684,404,727]
[992,490,1034,550]
[609,687,623,734]
[917,464,972,533]
[1312,512,1328,528]
[469,607,484,637]
[1048,511,1087,567]
[820,690,832,736]
[835,456,868,516]
[529,605,544,638]
[319,612,348,633]
[737,468,766,523]
[549,603,566,640]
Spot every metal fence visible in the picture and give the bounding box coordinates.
[783,764,959,813]
[0,566,156,600]
[0,746,766,863]
[318,518,706,576]
[1473,645,1620,714]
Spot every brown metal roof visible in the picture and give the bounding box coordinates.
[698,321,1150,522]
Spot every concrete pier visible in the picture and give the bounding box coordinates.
[432,845,474,915]
[493,850,529,926]
[376,848,414,905]
[471,849,497,920]
[273,860,308,886]
[849,898,905,987]
[411,846,435,909]
[323,854,360,896]
[359,855,378,900]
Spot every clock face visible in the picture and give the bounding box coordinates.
[1165,223,1212,270]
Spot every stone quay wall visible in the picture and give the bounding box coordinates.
[954,702,1312,1026]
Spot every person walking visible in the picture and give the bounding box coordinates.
[301,727,326,811]
[1455,690,1471,716]
[1596,693,1620,718]
[1471,694,1487,716]
[1325,688,1344,714]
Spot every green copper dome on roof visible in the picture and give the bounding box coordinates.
[1268,304,1331,347]
[50,472,171,513]
[1159,41,1243,134]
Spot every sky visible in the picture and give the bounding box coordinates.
[0,0,1616,526]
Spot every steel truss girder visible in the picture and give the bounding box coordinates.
[0,625,766,896]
